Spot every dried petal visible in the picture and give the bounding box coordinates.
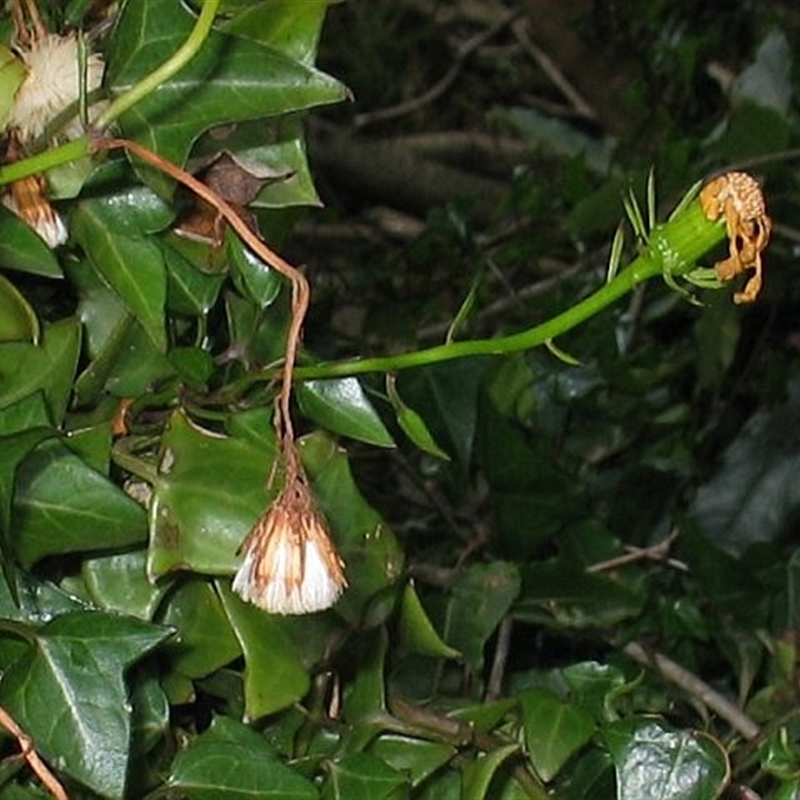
[699,171,772,304]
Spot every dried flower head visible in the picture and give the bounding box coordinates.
[2,30,105,247]
[699,171,772,304]
[233,479,347,615]
[9,32,105,143]
[2,170,67,247]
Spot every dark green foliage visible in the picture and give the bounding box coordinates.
[0,1,799,798]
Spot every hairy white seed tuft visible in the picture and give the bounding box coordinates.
[233,483,347,615]
[9,33,105,143]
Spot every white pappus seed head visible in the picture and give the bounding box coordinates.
[9,33,105,143]
[233,481,347,615]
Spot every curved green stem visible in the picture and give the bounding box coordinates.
[286,200,726,380]
[0,0,221,187]
[95,0,221,129]
[111,439,159,484]
[0,137,91,184]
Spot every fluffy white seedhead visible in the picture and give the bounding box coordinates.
[9,33,105,143]
[233,485,347,615]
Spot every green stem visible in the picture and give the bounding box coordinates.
[95,0,221,129]
[287,200,725,380]
[111,440,159,484]
[0,137,91,184]
[0,0,221,188]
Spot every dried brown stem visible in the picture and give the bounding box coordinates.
[511,17,595,120]
[622,640,760,741]
[0,704,69,800]
[93,136,308,465]
[486,616,513,700]
[586,528,686,573]
[12,0,48,46]
[354,9,520,129]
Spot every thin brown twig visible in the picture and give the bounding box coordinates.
[388,696,548,799]
[586,528,687,573]
[354,9,521,129]
[0,704,69,800]
[94,136,308,467]
[622,640,760,740]
[511,18,596,121]
[486,616,513,700]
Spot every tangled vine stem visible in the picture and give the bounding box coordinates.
[92,136,308,452]
[0,704,68,800]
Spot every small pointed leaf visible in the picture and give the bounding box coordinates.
[298,379,395,447]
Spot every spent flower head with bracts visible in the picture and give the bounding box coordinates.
[2,16,106,248]
[8,32,105,144]
[233,475,347,615]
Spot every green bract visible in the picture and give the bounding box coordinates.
[0,44,26,132]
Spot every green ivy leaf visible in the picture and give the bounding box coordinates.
[438,562,520,671]
[71,179,174,237]
[323,753,409,800]
[221,0,330,65]
[0,272,39,343]
[603,719,729,800]
[161,578,242,679]
[0,427,54,538]
[106,0,347,195]
[691,379,800,553]
[386,377,449,460]
[0,611,172,799]
[370,736,456,790]
[129,665,171,760]
[71,200,168,353]
[0,565,89,625]
[298,379,395,447]
[0,205,63,278]
[520,688,596,782]
[165,715,316,799]
[103,321,176,399]
[163,240,225,315]
[396,583,461,660]
[11,439,148,567]
[0,207,63,279]
[400,358,490,466]
[448,699,518,735]
[343,628,388,725]
[299,432,405,627]
[190,115,325,209]
[0,392,51,435]
[82,550,168,619]
[516,560,644,629]
[460,744,520,800]
[217,582,311,720]
[227,231,282,308]
[0,317,81,425]
[147,409,276,579]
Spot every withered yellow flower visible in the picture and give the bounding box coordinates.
[233,479,347,615]
[699,171,771,304]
